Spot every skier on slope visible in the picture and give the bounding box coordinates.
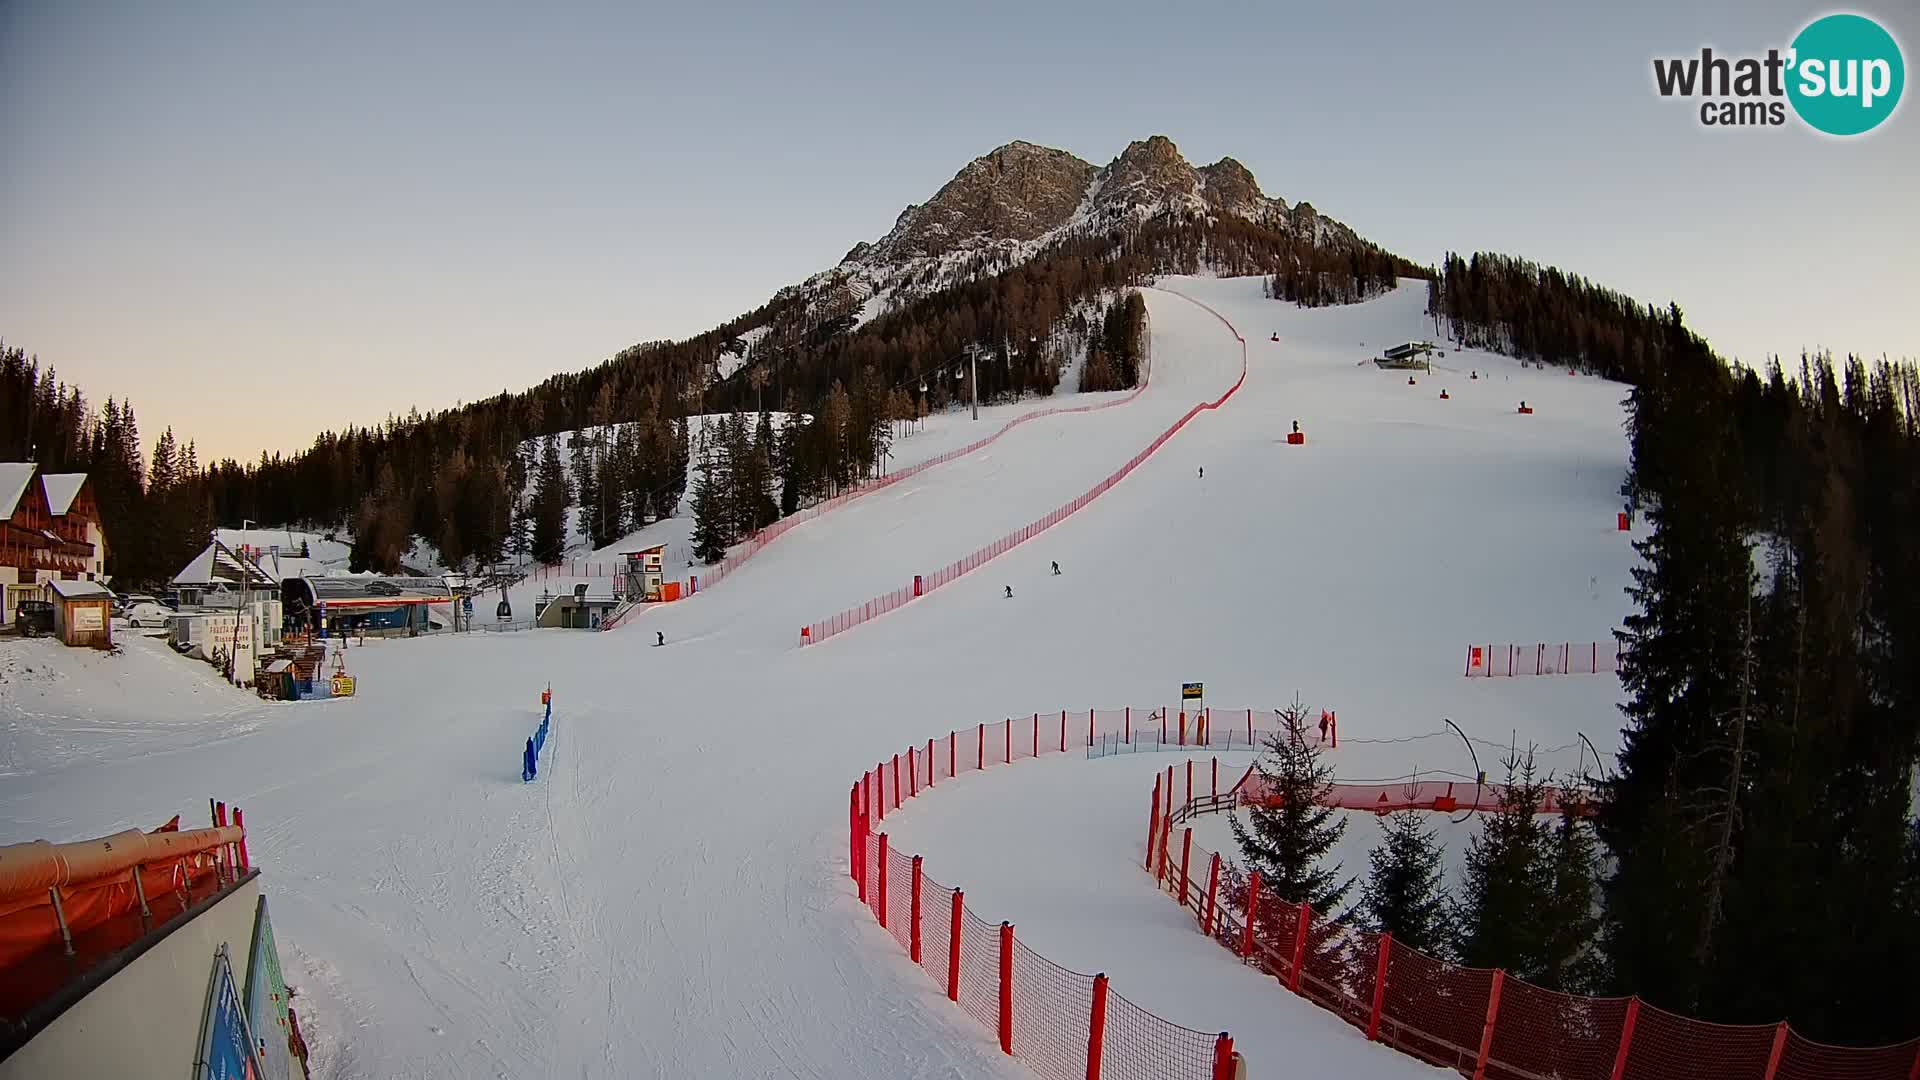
[1051,561,1060,576]
[523,737,538,782]
[1005,585,1013,599]
[1198,466,1204,479]
[655,630,665,647]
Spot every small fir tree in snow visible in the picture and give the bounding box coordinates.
[1454,748,1556,977]
[1360,810,1452,956]
[1229,696,1355,921]
[688,448,730,565]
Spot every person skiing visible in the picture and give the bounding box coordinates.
[1004,585,1013,599]
[1318,711,1331,743]
[655,630,665,647]
[522,737,537,782]
[1198,466,1204,479]
[1051,561,1060,576]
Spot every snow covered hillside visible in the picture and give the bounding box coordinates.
[0,276,1638,1079]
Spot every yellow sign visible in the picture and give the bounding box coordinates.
[1181,682,1204,700]
[331,675,356,697]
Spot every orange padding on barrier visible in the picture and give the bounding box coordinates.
[0,849,234,969]
[0,826,242,907]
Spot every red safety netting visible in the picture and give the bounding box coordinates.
[1154,778,1920,1080]
[918,872,956,987]
[804,320,1246,646]
[884,847,913,955]
[1010,939,1095,1080]
[1101,985,1222,1080]
[956,909,1002,1033]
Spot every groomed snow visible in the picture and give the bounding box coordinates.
[0,276,1637,1079]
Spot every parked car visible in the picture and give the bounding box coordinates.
[123,601,174,628]
[15,600,56,637]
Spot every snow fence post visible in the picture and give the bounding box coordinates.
[1608,998,1641,1080]
[1087,709,1095,748]
[1124,707,1130,744]
[1240,873,1262,959]
[1289,902,1312,992]
[1158,811,1172,886]
[1367,933,1392,1042]
[927,739,935,787]
[1472,968,1504,1080]
[849,784,861,890]
[1085,972,1109,1080]
[1203,853,1221,935]
[1059,710,1066,753]
[875,764,886,822]
[908,746,917,798]
[1145,777,1161,872]
[949,732,955,778]
[1032,712,1039,758]
[947,889,964,1002]
[1762,1023,1789,1080]
[1179,828,1193,910]
[1212,1033,1235,1080]
[892,754,902,809]
[998,922,1014,1056]
[1186,759,1193,806]
[1178,710,1186,746]
[1005,720,1012,765]
[909,855,923,964]
[877,834,890,930]
[1212,757,1219,800]
[978,722,985,771]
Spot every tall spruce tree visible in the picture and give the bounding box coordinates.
[1454,749,1565,981]
[529,435,570,564]
[688,446,730,564]
[1229,698,1354,923]
[1360,810,1451,956]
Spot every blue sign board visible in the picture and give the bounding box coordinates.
[198,945,263,1079]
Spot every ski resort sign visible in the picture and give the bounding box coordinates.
[1651,12,1903,135]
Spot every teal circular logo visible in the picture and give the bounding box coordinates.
[1787,14,1904,135]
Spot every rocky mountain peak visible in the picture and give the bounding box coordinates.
[856,141,1097,263]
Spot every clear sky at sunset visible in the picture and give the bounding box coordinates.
[3,1,1914,460]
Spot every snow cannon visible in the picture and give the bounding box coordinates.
[1517,401,1534,415]
[1286,420,1305,446]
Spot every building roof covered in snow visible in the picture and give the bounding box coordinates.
[47,578,113,600]
[171,539,278,589]
[39,474,87,515]
[0,462,38,518]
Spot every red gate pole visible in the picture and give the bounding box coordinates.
[1472,969,1504,1079]
[1289,902,1311,992]
[947,889,964,1002]
[1212,1033,1235,1080]
[233,808,248,869]
[1179,710,1187,746]
[1608,998,1641,1080]
[1032,713,1039,758]
[876,763,887,822]
[908,747,917,797]
[877,834,891,929]
[1005,720,1011,765]
[1145,777,1161,871]
[1059,710,1066,752]
[998,922,1015,1055]
[910,855,924,964]
[1240,872,1262,958]
[1367,933,1392,1042]
[978,722,985,771]
[892,754,902,809]
[949,732,956,778]
[1762,1023,1789,1080]
[1203,853,1221,935]
[1178,828,1193,909]
[927,739,935,787]
[1085,973,1109,1080]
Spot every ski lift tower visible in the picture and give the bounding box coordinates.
[622,545,667,603]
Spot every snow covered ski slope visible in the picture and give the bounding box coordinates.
[0,276,1638,1079]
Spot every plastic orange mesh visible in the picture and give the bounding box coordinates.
[1619,1001,1775,1080]
[1381,941,1493,1073]
[918,873,955,988]
[1102,985,1221,1080]
[1774,1031,1920,1080]
[956,909,1001,1033]
[884,848,913,954]
[1486,978,1628,1080]
[1009,938,1094,1080]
